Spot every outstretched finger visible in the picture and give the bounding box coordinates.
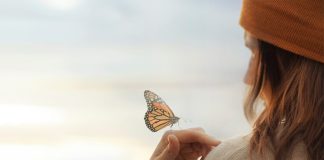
[156,134,180,160]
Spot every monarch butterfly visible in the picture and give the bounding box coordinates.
[144,90,180,132]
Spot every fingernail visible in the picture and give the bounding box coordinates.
[166,138,172,151]
[167,135,173,143]
[169,134,178,143]
[168,135,176,149]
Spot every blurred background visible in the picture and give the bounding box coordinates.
[0,0,251,159]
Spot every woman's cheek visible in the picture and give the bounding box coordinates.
[244,56,256,85]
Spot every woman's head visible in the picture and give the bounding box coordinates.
[243,32,324,160]
[240,0,323,159]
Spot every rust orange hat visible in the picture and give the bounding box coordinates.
[240,0,324,63]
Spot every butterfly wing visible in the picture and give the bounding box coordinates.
[144,90,179,132]
[144,90,175,117]
[144,108,172,132]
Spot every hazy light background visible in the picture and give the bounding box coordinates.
[0,0,251,159]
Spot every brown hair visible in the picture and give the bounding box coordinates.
[244,40,324,160]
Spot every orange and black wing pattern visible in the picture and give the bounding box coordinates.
[144,90,179,132]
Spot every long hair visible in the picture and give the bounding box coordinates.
[244,40,324,160]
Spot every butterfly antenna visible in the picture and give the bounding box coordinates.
[182,117,192,123]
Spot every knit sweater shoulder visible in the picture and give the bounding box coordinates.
[204,134,308,160]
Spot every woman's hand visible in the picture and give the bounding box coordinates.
[150,128,220,160]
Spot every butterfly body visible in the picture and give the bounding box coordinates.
[144,90,179,132]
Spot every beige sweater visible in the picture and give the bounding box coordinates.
[205,134,308,160]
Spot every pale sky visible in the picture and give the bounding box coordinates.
[0,1,251,159]
[0,0,243,46]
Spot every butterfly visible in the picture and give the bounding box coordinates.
[144,90,180,132]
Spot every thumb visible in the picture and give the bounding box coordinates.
[157,135,180,160]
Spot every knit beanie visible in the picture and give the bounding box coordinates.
[240,0,324,63]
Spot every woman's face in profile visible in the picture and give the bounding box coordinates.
[244,31,258,85]
[243,31,271,105]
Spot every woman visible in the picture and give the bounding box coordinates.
[150,0,323,160]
